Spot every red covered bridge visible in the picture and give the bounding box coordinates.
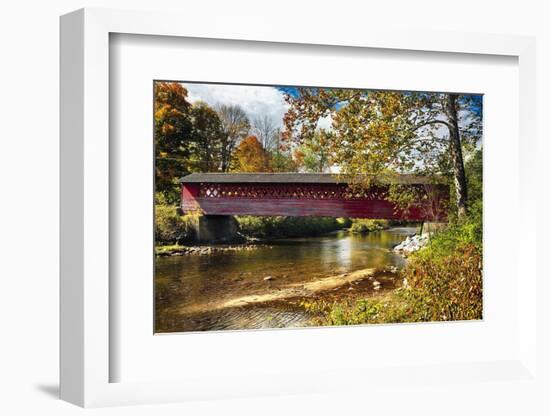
[179,173,449,222]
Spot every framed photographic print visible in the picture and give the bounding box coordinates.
[60,7,540,408]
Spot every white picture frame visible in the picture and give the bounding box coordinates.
[60,7,539,408]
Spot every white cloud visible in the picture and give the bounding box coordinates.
[317,114,333,130]
[184,83,289,129]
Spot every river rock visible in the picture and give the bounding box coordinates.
[393,233,431,256]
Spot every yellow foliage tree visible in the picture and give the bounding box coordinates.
[231,135,271,172]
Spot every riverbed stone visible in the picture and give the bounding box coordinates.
[393,233,431,255]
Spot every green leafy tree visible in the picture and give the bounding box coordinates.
[465,148,483,206]
[294,129,331,172]
[188,102,224,172]
[269,150,297,172]
[265,128,297,172]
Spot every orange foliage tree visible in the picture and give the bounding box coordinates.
[231,135,271,172]
[154,82,193,202]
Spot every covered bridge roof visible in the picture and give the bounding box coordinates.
[179,172,445,185]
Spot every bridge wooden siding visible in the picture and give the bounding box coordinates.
[179,173,449,221]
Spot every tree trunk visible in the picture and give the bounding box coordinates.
[221,141,230,172]
[445,93,468,218]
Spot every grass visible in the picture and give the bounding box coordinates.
[303,292,420,326]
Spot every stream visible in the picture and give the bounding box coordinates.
[155,226,419,332]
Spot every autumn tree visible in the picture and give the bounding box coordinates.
[154,81,193,203]
[231,135,271,172]
[187,102,224,172]
[283,89,481,217]
[216,104,250,172]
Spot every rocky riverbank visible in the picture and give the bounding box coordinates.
[393,233,430,256]
[156,243,269,256]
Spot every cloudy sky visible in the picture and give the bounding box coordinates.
[182,82,481,143]
[185,83,289,129]
[184,83,334,130]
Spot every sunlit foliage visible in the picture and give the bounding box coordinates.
[230,135,271,172]
[283,88,482,216]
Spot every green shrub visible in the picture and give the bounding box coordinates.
[416,201,482,261]
[349,219,390,234]
[402,243,482,321]
[400,207,483,321]
[155,204,198,244]
[336,217,353,228]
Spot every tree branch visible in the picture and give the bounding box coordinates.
[412,119,451,132]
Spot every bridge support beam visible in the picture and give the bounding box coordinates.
[196,215,240,244]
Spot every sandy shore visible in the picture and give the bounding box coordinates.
[178,267,377,314]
